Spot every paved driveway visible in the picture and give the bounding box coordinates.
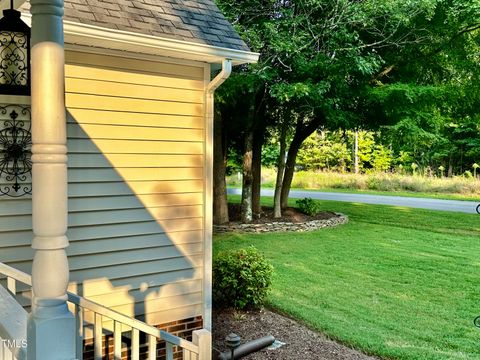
[227,188,479,214]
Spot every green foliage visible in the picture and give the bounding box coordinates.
[296,197,322,216]
[297,130,398,173]
[357,131,376,170]
[261,141,281,167]
[464,170,473,179]
[396,151,413,169]
[213,247,274,309]
[216,0,480,212]
[226,148,242,175]
[438,165,445,177]
[297,131,351,171]
[371,145,394,172]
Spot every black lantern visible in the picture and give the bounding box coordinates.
[0,0,30,95]
[0,1,31,197]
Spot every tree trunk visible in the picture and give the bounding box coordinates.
[354,129,359,174]
[280,115,324,209]
[448,155,453,177]
[252,119,266,219]
[241,130,254,223]
[213,111,229,224]
[280,138,303,209]
[273,121,288,218]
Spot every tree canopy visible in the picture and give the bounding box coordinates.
[213,0,480,222]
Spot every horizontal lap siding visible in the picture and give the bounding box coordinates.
[0,51,207,325]
[64,51,206,324]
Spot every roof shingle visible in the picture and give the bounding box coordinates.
[22,0,249,52]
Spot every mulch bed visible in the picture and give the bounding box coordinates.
[228,203,338,224]
[212,308,380,360]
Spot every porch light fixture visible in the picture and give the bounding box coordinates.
[0,0,30,95]
[0,1,31,197]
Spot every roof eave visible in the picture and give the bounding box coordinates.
[20,13,259,65]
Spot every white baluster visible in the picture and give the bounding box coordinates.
[148,334,156,360]
[94,313,103,360]
[114,320,122,360]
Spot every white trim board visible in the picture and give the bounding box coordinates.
[19,12,259,66]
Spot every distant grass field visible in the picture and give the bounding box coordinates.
[227,169,480,201]
[214,195,480,360]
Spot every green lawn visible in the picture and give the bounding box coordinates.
[214,196,480,360]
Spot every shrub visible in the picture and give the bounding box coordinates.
[213,247,274,309]
[296,197,322,216]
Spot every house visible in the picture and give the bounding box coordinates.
[0,0,258,359]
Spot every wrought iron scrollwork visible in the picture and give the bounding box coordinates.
[0,31,28,86]
[0,7,31,95]
[0,104,31,197]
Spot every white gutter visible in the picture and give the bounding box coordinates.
[207,59,232,94]
[20,13,259,65]
[203,58,232,332]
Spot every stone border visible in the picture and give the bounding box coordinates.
[213,213,348,233]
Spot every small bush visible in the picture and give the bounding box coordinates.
[296,197,322,216]
[213,247,274,309]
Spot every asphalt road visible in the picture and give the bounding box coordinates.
[227,188,479,214]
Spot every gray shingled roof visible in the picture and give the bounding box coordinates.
[21,0,249,52]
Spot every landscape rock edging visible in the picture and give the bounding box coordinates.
[213,213,348,233]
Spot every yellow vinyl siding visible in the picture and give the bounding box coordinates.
[68,154,204,168]
[0,50,208,326]
[68,139,204,155]
[65,65,205,91]
[67,123,204,141]
[1,231,204,263]
[64,51,207,325]
[66,78,204,104]
[91,281,203,307]
[79,268,203,297]
[65,52,204,80]
[67,109,203,129]
[66,94,202,117]
[68,181,205,197]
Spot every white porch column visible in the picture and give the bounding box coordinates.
[26,1,75,359]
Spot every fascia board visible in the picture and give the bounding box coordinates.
[20,13,259,65]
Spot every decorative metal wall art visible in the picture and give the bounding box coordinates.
[0,2,32,197]
[0,1,31,95]
[0,104,31,197]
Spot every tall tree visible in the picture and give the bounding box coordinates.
[216,0,480,219]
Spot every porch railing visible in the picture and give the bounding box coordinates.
[0,262,211,360]
[0,285,27,360]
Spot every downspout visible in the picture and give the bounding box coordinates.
[207,59,232,95]
[203,59,232,332]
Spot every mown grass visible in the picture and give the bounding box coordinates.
[226,169,480,200]
[214,195,480,360]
